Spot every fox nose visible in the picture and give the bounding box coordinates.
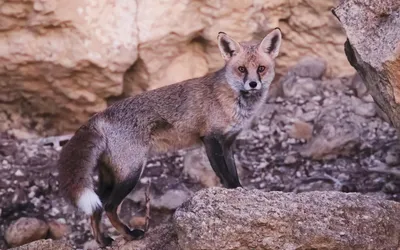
[249,81,258,89]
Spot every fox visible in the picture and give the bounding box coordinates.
[57,28,282,247]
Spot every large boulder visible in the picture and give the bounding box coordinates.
[9,239,72,250]
[0,0,138,134]
[173,188,400,250]
[0,0,354,135]
[332,0,400,131]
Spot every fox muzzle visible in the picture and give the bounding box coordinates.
[244,80,261,91]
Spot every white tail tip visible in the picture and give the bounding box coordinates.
[77,188,102,215]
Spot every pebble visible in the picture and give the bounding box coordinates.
[284,155,297,165]
[14,170,24,177]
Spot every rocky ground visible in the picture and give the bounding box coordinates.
[2,57,400,249]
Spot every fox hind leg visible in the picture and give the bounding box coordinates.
[103,157,146,241]
[90,208,113,247]
[91,163,115,247]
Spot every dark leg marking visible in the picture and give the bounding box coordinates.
[104,172,145,241]
[90,163,115,247]
[90,208,113,247]
[201,133,242,188]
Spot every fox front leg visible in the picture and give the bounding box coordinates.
[201,132,242,189]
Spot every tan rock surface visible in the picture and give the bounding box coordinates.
[173,188,400,250]
[333,0,400,132]
[0,0,138,134]
[0,0,353,134]
[9,239,72,250]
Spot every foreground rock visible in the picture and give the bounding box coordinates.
[9,239,72,250]
[5,217,49,247]
[173,188,400,250]
[333,0,400,132]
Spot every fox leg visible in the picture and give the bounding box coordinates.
[90,208,113,247]
[91,163,114,247]
[103,155,146,241]
[201,132,242,188]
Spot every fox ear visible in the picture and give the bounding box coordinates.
[259,28,282,59]
[217,32,242,61]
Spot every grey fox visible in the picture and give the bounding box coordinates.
[58,28,282,247]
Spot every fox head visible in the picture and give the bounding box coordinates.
[217,28,282,95]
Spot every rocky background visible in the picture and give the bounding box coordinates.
[2,0,400,249]
[0,0,353,136]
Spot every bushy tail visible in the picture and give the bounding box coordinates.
[57,124,105,215]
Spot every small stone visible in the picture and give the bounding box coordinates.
[83,240,99,250]
[350,73,368,98]
[288,121,313,140]
[28,190,36,198]
[129,216,146,228]
[284,155,297,165]
[291,56,327,79]
[14,169,24,177]
[183,148,220,187]
[5,217,49,247]
[351,96,376,117]
[384,146,400,166]
[49,207,60,216]
[48,220,70,240]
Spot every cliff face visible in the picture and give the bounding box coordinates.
[0,0,352,135]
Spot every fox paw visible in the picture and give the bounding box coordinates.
[97,235,114,248]
[126,229,145,241]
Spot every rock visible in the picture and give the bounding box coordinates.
[1,0,354,135]
[183,148,220,187]
[288,120,313,140]
[11,188,28,204]
[14,169,24,177]
[282,77,321,98]
[323,78,348,92]
[48,220,70,240]
[9,239,72,250]
[183,147,245,188]
[289,56,327,80]
[283,155,297,165]
[301,96,362,160]
[173,188,400,250]
[7,129,37,140]
[5,217,49,247]
[333,0,400,131]
[152,189,192,210]
[280,56,327,98]
[351,96,376,117]
[350,73,368,98]
[115,224,179,250]
[0,0,138,134]
[129,216,146,229]
[384,144,400,166]
[83,240,99,250]
[127,182,192,210]
[0,140,18,157]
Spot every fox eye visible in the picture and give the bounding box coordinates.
[258,66,266,73]
[238,66,246,73]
